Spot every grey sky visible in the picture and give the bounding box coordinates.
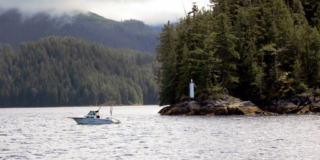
[0,0,211,25]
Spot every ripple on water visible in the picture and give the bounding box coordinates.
[1,107,320,159]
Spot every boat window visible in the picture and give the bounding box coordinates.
[88,111,95,115]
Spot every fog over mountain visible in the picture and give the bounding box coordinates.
[0,0,210,25]
[0,9,159,53]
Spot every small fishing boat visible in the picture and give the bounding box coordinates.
[70,107,120,124]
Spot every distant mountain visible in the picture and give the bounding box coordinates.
[153,25,163,32]
[0,9,159,53]
[153,22,178,32]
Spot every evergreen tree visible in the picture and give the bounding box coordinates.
[0,36,157,107]
[155,0,320,104]
[212,11,240,90]
[155,21,177,105]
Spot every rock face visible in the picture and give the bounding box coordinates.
[158,96,320,116]
[159,97,269,115]
[259,95,320,114]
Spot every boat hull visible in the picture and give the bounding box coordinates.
[71,117,114,124]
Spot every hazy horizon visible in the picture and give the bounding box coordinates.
[0,0,211,26]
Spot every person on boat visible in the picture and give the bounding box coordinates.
[95,108,100,118]
[95,111,100,118]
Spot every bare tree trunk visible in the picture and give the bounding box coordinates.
[259,73,262,98]
[275,54,278,83]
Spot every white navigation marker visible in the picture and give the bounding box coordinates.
[190,79,196,99]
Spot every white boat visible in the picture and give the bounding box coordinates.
[70,108,120,124]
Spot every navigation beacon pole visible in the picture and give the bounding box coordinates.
[190,79,196,101]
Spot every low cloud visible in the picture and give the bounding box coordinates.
[0,0,210,25]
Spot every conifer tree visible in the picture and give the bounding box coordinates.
[155,21,177,105]
[313,2,320,31]
[211,9,240,90]
[173,15,194,103]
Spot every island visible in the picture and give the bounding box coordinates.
[155,1,320,116]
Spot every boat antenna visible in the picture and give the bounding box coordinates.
[96,98,98,106]
[96,98,101,111]
[110,104,113,119]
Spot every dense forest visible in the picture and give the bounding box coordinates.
[0,36,157,107]
[0,9,159,53]
[156,0,320,105]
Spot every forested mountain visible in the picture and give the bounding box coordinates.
[0,9,159,53]
[156,0,320,105]
[0,36,157,107]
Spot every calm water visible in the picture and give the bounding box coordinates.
[1,105,320,160]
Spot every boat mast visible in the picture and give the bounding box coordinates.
[110,105,113,119]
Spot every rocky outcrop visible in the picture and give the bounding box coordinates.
[159,97,272,115]
[259,95,320,114]
[159,96,320,116]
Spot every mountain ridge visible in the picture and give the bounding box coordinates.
[0,9,159,53]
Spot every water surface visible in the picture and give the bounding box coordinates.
[1,106,320,159]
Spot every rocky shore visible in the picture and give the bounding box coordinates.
[158,96,320,115]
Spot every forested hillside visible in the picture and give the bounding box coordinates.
[156,0,320,105]
[0,36,157,107]
[0,9,159,53]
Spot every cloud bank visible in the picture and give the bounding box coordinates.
[0,0,210,25]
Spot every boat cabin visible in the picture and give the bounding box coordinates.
[86,111,100,118]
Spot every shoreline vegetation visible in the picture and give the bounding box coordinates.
[155,0,320,115]
[0,36,157,107]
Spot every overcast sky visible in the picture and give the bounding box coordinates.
[0,0,211,25]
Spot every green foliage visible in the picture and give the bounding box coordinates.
[313,87,320,97]
[0,36,157,107]
[155,21,177,105]
[156,0,320,105]
[267,72,296,100]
